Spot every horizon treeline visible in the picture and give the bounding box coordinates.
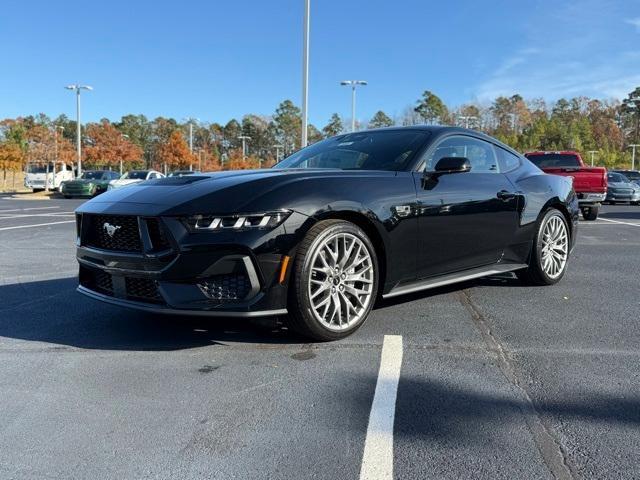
[1,86,639,178]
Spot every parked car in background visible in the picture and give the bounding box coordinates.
[168,170,199,177]
[108,170,164,190]
[60,170,121,198]
[605,172,640,205]
[524,151,607,221]
[24,161,74,192]
[611,169,640,187]
[76,126,579,341]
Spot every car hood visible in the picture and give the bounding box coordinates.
[609,181,637,189]
[77,169,397,216]
[65,179,100,185]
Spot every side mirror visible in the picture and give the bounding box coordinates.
[433,157,471,174]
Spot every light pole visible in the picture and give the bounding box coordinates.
[340,80,367,132]
[587,150,598,167]
[630,144,639,170]
[65,84,92,177]
[238,136,251,160]
[301,0,310,148]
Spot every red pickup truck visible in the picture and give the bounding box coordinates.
[524,151,607,220]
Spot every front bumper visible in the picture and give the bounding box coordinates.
[75,211,310,317]
[606,191,640,202]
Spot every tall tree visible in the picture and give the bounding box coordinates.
[414,91,448,125]
[621,87,640,145]
[84,121,144,169]
[368,111,394,129]
[322,113,343,137]
[156,130,196,171]
[272,100,302,154]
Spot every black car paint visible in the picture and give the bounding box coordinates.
[75,127,579,316]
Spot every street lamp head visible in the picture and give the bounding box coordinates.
[80,85,93,91]
[340,81,352,86]
[355,80,368,86]
[65,85,77,90]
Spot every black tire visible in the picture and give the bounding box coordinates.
[285,219,379,341]
[581,206,598,221]
[517,208,570,286]
[63,195,72,199]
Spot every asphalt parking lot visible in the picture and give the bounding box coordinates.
[1,195,639,480]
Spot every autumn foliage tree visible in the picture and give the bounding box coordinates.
[0,142,24,189]
[84,120,143,170]
[156,130,196,171]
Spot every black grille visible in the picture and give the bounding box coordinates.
[145,218,171,252]
[84,215,142,252]
[126,277,162,303]
[79,265,114,296]
[197,274,251,302]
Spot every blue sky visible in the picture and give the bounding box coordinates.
[1,0,639,127]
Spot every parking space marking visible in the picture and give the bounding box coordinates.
[0,212,75,220]
[598,217,640,227]
[0,206,60,213]
[0,220,76,231]
[359,335,403,480]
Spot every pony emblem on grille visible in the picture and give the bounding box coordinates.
[103,222,121,238]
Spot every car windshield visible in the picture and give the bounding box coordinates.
[608,173,629,183]
[526,154,581,168]
[274,130,430,171]
[122,171,149,179]
[27,163,54,173]
[614,171,640,180]
[81,171,102,179]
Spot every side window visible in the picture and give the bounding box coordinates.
[495,147,521,172]
[148,173,156,179]
[424,136,499,173]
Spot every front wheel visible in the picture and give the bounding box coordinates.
[581,206,599,221]
[285,219,378,341]
[517,209,570,286]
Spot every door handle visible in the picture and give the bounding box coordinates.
[497,190,517,201]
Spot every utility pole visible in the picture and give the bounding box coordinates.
[120,134,129,175]
[587,150,598,167]
[238,136,251,159]
[301,0,310,148]
[630,144,639,170]
[340,80,367,132]
[65,84,92,177]
[273,144,284,163]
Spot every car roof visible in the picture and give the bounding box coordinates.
[351,125,523,157]
[524,151,580,155]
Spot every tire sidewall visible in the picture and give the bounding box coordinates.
[295,221,378,340]
[533,209,569,284]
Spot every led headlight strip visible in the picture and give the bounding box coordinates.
[185,210,291,232]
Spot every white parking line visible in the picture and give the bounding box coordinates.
[0,220,76,231]
[0,206,60,213]
[0,212,75,220]
[359,335,403,480]
[598,218,640,227]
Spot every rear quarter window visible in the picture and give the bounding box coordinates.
[495,147,521,172]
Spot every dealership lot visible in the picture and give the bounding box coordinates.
[0,196,639,479]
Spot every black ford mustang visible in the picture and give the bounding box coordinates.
[75,127,578,340]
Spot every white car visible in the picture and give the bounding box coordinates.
[108,170,164,190]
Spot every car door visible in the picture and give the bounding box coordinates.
[413,135,519,279]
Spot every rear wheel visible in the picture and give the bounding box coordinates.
[517,209,570,286]
[581,206,599,221]
[285,219,378,341]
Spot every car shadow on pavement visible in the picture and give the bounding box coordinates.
[345,376,640,442]
[0,277,304,351]
[600,211,640,220]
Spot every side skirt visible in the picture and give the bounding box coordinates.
[382,263,528,299]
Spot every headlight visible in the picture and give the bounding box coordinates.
[183,210,291,232]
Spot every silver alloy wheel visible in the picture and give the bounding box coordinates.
[308,232,374,331]
[540,215,568,279]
